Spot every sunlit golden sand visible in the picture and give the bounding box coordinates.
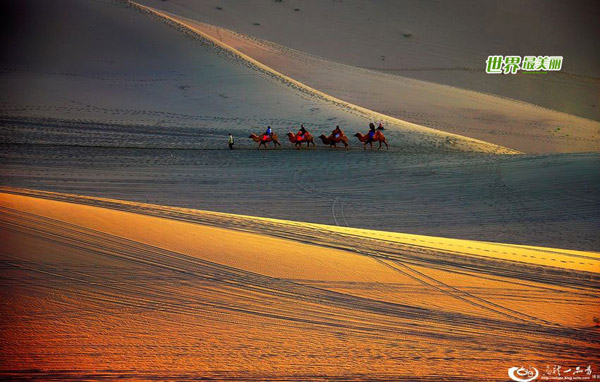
[1,188,598,380]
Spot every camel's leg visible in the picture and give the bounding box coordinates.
[384,138,389,150]
[378,140,382,150]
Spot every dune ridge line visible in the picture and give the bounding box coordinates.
[2,186,598,277]
[127,1,520,155]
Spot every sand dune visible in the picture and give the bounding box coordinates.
[1,0,515,154]
[133,1,600,153]
[129,1,520,154]
[1,1,599,379]
[137,0,600,121]
[2,0,597,253]
[1,190,598,380]
[2,145,598,251]
[2,0,597,250]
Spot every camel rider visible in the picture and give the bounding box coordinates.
[378,122,385,130]
[297,124,307,141]
[368,123,376,141]
[264,125,273,141]
[332,125,342,139]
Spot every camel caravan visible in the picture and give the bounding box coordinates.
[249,123,388,150]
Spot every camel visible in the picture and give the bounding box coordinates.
[249,133,281,149]
[287,132,315,149]
[354,130,388,150]
[318,133,349,150]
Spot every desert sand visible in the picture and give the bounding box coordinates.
[1,0,599,380]
[137,0,600,153]
[1,189,598,381]
[0,0,516,154]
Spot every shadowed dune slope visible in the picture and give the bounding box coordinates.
[134,1,600,153]
[171,16,600,153]
[0,0,597,250]
[0,190,598,380]
[2,147,598,251]
[137,0,600,122]
[0,0,514,154]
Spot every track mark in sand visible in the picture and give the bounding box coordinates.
[1,189,599,374]
[0,207,547,343]
[331,197,340,226]
[331,197,350,227]
[374,255,556,327]
[2,187,599,287]
[340,199,350,227]
[294,172,349,228]
[339,234,562,329]
[1,201,596,344]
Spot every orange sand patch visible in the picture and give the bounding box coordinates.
[1,190,598,380]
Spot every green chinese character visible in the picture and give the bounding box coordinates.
[503,56,521,74]
[535,56,550,70]
[522,56,536,71]
[548,56,563,70]
[485,55,503,74]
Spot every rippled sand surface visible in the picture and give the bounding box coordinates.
[1,190,598,381]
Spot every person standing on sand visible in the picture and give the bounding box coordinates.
[228,133,234,150]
